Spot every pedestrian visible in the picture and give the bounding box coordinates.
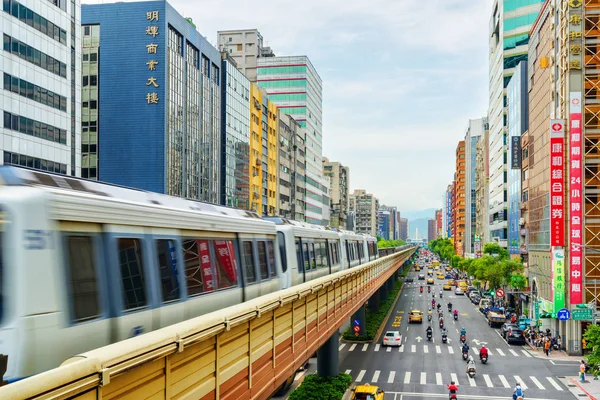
[557,335,562,351]
[511,314,517,324]
[544,339,550,356]
[580,360,587,383]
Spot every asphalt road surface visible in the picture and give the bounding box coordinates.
[339,268,580,399]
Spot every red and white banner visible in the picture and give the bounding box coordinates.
[570,92,583,304]
[214,240,238,283]
[198,240,215,292]
[550,120,565,247]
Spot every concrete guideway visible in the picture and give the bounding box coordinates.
[0,248,416,400]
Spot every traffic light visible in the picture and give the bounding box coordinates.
[539,312,556,319]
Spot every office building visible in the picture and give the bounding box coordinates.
[278,114,306,221]
[380,205,400,240]
[256,55,328,225]
[378,210,391,240]
[446,183,454,239]
[455,141,466,256]
[217,29,274,83]
[435,208,443,238]
[323,157,349,229]
[507,61,528,257]
[249,83,278,216]
[2,0,80,175]
[464,119,486,256]
[399,217,408,241]
[428,218,437,243]
[488,0,544,247]
[475,128,490,248]
[221,52,250,209]
[349,189,379,236]
[82,1,221,202]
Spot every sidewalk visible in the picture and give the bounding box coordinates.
[568,376,600,400]
[526,340,582,361]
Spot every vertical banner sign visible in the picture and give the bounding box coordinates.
[550,120,565,246]
[198,240,214,292]
[552,248,566,312]
[570,92,583,304]
[511,136,522,169]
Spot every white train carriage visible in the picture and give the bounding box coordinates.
[265,218,343,288]
[365,235,379,262]
[338,230,368,269]
[0,167,282,381]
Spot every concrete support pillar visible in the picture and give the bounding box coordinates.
[317,331,339,377]
[351,304,367,336]
[567,319,582,356]
[380,284,388,303]
[370,290,380,313]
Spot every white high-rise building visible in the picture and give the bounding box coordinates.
[464,118,486,256]
[2,0,81,176]
[488,0,543,246]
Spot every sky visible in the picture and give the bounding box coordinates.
[86,0,493,213]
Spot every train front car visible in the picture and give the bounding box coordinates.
[338,229,367,269]
[265,218,342,288]
[364,235,379,261]
[0,166,280,382]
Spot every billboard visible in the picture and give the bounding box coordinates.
[569,93,583,304]
[549,120,565,247]
[552,247,565,312]
[511,136,522,169]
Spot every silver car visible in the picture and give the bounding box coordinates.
[383,331,402,347]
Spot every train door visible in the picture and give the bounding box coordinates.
[104,225,154,342]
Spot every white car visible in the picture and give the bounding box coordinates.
[455,288,464,295]
[383,331,402,347]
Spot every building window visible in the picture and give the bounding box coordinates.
[4,151,67,174]
[3,73,66,112]
[3,0,66,44]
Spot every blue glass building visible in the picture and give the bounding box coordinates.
[82,1,221,203]
[507,61,528,256]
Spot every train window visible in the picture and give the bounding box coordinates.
[314,242,322,269]
[155,239,180,303]
[295,240,302,273]
[213,240,239,289]
[303,243,310,271]
[182,239,216,296]
[65,235,100,322]
[118,238,147,310]
[267,240,276,277]
[309,243,317,269]
[242,241,257,284]
[257,241,269,280]
[278,233,288,273]
[324,240,331,268]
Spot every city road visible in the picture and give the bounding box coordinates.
[339,268,579,399]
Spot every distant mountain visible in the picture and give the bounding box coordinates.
[409,218,430,240]
[402,208,436,222]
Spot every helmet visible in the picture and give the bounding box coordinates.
[451,381,455,384]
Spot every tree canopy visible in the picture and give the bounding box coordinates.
[377,238,406,249]
[584,325,600,373]
[429,238,456,261]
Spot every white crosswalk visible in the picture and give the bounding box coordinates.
[344,343,530,358]
[343,369,564,391]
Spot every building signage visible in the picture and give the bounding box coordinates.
[552,247,565,312]
[511,136,522,169]
[145,10,160,104]
[572,308,593,321]
[550,120,565,247]
[570,93,583,304]
[568,1,583,71]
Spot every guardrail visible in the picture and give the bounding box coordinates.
[1,247,416,400]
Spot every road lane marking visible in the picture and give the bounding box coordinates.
[349,344,357,351]
[450,373,459,386]
[388,371,395,383]
[487,349,493,355]
[356,370,366,382]
[509,349,519,356]
[404,371,411,384]
[514,376,527,389]
[362,344,369,352]
[448,347,454,354]
[546,377,563,390]
[387,346,391,352]
[399,345,404,352]
[420,372,426,385]
[339,343,346,351]
[345,369,352,375]
[374,344,380,352]
[295,370,305,381]
[483,374,493,387]
[423,345,429,353]
[372,370,380,383]
[468,376,476,387]
[521,349,532,357]
[411,345,416,353]
[496,348,505,356]
[530,376,545,389]
[499,375,510,388]
[472,348,479,355]
[436,372,442,385]
[436,345,441,353]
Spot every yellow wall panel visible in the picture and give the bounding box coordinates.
[218,357,249,383]
[104,359,165,399]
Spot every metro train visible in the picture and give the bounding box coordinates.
[0,166,392,382]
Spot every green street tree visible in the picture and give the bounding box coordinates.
[583,325,600,373]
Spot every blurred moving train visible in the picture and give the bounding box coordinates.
[0,167,410,382]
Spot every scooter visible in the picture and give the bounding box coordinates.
[427,331,433,341]
[462,350,469,360]
[428,286,431,293]
[480,354,488,364]
[428,314,433,322]
[440,292,443,298]
[449,392,458,400]
[420,287,423,293]
[442,334,448,343]
[467,366,476,378]
[454,313,459,321]
[460,335,466,344]
[448,304,453,312]
[439,320,444,329]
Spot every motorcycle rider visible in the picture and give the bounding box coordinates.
[440,290,443,298]
[437,303,442,311]
[454,309,459,318]
[466,355,476,374]
[447,301,453,311]
[428,286,431,293]
[512,382,525,399]
[480,345,489,361]
[439,318,444,329]
[426,325,433,339]
[460,327,467,336]
[462,342,470,356]
[447,381,459,398]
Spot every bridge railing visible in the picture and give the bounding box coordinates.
[1,247,416,400]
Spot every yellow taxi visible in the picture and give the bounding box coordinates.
[458,281,468,290]
[427,278,434,285]
[443,283,452,291]
[351,384,385,400]
[437,273,445,279]
[427,270,433,276]
[445,267,452,272]
[409,310,423,323]
[415,266,421,271]
[446,279,455,285]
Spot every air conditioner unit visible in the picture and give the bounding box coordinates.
[519,217,525,226]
